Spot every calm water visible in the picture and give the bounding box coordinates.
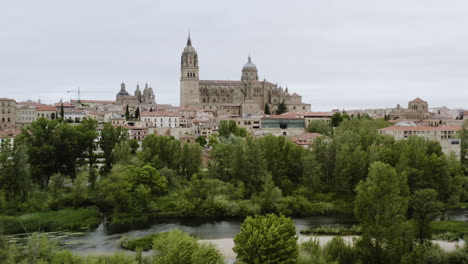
[5,209,467,257]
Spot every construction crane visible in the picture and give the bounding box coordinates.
[66,87,91,103]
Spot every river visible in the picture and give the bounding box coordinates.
[4,209,467,262]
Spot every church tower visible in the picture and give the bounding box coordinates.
[180,34,200,107]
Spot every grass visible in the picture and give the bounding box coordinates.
[300,225,362,236]
[120,232,169,251]
[0,207,101,235]
[430,220,468,240]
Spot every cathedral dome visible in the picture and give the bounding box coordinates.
[117,82,129,96]
[117,90,129,96]
[242,55,257,71]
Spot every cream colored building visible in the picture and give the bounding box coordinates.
[379,125,462,159]
[179,35,311,116]
[36,105,57,120]
[16,104,36,127]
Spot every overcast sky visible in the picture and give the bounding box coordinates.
[1,0,467,111]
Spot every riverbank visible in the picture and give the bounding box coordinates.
[200,236,466,262]
[0,207,101,234]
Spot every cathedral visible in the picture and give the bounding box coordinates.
[180,35,311,116]
[116,82,155,106]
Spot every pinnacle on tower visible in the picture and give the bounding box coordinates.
[187,32,192,46]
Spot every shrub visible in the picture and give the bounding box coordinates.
[0,207,101,234]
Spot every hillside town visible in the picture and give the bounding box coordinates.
[1,36,467,161]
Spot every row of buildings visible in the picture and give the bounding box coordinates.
[1,35,466,159]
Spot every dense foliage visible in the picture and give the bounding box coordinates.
[0,117,467,263]
[233,214,298,264]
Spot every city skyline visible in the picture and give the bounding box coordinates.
[1,0,468,111]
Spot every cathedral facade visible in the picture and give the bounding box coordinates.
[116,82,155,106]
[180,35,311,116]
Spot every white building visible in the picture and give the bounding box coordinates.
[141,111,180,128]
[379,125,462,159]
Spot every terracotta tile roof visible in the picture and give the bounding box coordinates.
[297,132,323,140]
[87,111,105,116]
[0,129,21,138]
[261,115,304,120]
[285,112,332,117]
[379,125,461,131]
[54,103,75,107]
[71,99,115,104]
[410,97,427,103]
[36,105,56,111]
[141,111,180,117]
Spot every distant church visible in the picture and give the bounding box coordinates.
[179,35,311,116]
[116,82,155,106]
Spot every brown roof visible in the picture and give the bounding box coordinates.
[0,129,21,138]
[36,105,56,111]
[285,112,332,117]
[54,103,75,107]
[410,97,427,103]
[141,111,180,117]
[71,99,115,104]
[261,115,304,120]
[379,125,461,131]
[297,132,323,140]
[464,111,468,116]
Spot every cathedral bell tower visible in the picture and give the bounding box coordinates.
[180,34,200,107]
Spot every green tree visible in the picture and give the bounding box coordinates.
[264,103,271,114]
[0,141,31,203]
[125,105,130,120]
[411,188,444,243]
[53,122,83,179]
[331,112,343,127]
[218,120,247,138]
[135,107,140,119]
[125,165,168,195]
[60,103,64,119]
[275,100,288,115]
[112,141,133,165]
[17,118,59,188]
[307,120,332,136]
[76,118,98,169]
[99,123,128,174]
[334,142,367,195]
[354,162,410,263]
[195,136,207,147]
[179,143,202,179]
[140,135,181,170]
[233,214,298,264]
[460,120,468,170]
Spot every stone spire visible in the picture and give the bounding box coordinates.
[187,32,192,46]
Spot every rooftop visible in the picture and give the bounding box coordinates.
[379,125,461,131]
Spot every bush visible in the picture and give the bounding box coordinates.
[430,221,468,239]
[323,237,358,264]
[152,230,223,264]
[234,214,298,264]
[0,207,101,234]
[300,225,362,236]
[120,233,168,251]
